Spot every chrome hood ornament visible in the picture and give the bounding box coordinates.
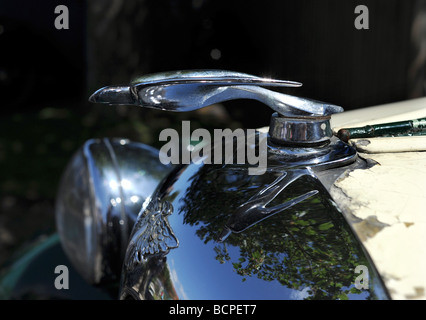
[87,70,387,300]
[89,69,346,149]
[89,69,303,112]
[89,69,341,117]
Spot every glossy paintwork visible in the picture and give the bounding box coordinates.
[120,155,389,300]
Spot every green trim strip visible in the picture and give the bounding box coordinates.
[337,118,426,142]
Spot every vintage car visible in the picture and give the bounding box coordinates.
[0,70,425,301]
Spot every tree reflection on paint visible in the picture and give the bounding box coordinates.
[179,164,379,300]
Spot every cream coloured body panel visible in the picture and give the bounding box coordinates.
[330,97,426,300]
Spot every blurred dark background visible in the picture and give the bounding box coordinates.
[0,0,425,265]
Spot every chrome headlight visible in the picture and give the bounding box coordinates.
[54,138,173,284]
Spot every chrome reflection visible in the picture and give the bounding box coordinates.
[125,198,179,267]
[55,138,173,284]
[219,168,319,241]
